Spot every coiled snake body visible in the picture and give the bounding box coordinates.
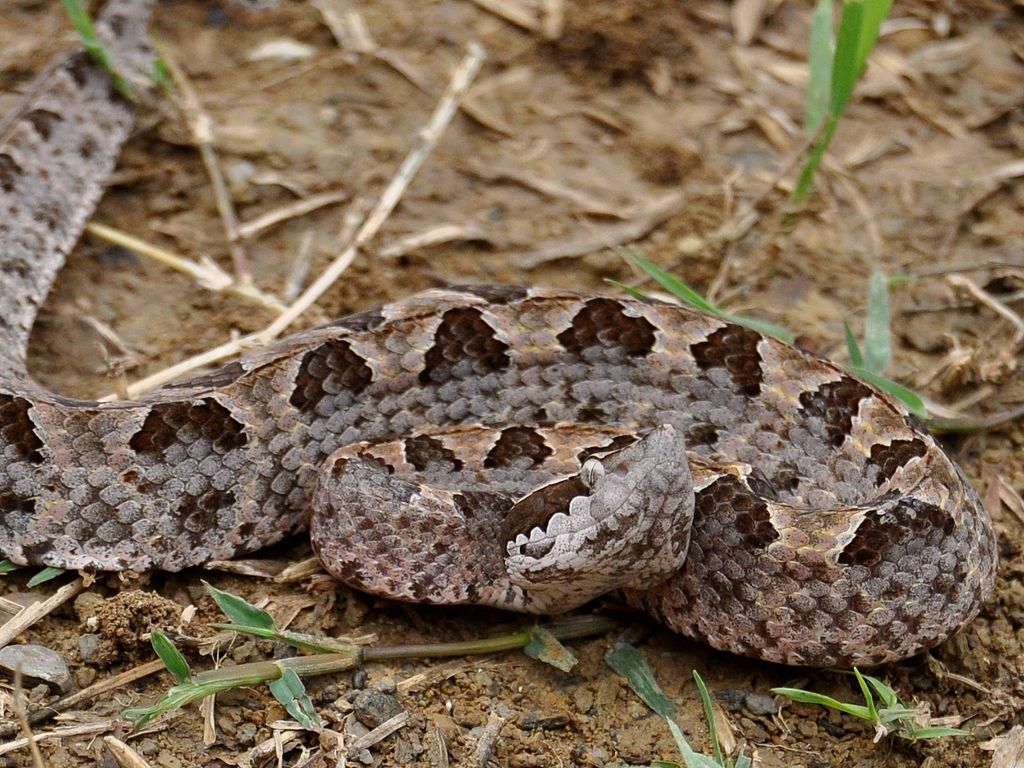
[0,0,997,667]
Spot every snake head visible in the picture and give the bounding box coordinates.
[502,424,695,614]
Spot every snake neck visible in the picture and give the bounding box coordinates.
[0,0,156,386]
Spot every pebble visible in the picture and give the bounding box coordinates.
[351,688,404,728]
[78,634,102,664]
[744,692,778,716]
[0,644,72,693]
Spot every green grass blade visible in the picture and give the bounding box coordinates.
[605,279,653,301]
[908,727,970,740]
[26,567,65,588]
[806,0,834,136]
[666,719,723,768]
[854,0,895,79]
[268,668,323,731]
[605,643,676,718]
[721,313,796,343]
[205,583,276,632]
[771,687,872,720]
[851,366,927,419]
[618,255,796,343]
[843,322,865,367]
[864,269,892,373]
[627,252,718,313]
[830,1,867,117]
[859,672,898,709]
[60,0,133,97]
[791,116,838,204]
[852,669,879,723]
[692,671,724,766]
[151,631,191,682]
[0,560,18,574]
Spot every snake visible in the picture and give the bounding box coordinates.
[0,0,997,668]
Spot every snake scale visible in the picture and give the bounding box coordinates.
[0,0,997,667]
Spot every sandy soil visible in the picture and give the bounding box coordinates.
[0,0,1023,766]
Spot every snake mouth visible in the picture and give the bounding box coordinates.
[500,474,588,548]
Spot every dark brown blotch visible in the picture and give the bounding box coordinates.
[485,427,552,469]
[130,400,247,457]
[690,325,764,396]
[0,490,36,517]
[0,154,22,193]
[24,109,61,141]
[178,489,237,534]
[838,498,952,568]
[697,474,780,549]
[0,394,45,464]
[0,153,23,193]
[419,307,510,385]
[32,200,62,233]
[405,435,463,472]
[67,53,92,88]
[868,438,928,485]
[798,376,874,447]
[455,490,514,522]
[685,422,719,447]
[290,339,373,412]
[557,298,656,362]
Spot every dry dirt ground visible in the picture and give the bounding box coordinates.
[1,0,1024,766]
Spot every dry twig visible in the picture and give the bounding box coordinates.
[86,223,286,312]
[0,580,84,651]
[160,47,253,287]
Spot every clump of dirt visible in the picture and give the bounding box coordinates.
[75,589,183,667]
[555,0,699,83]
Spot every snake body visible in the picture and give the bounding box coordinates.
[0,0,997,667]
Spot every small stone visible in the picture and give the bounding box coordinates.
[351,688,404,728]
[715,687,746,711]
[744,692,778,716]
[78,634,102,664]
[0,644,72,693]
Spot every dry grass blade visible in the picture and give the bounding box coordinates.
[0,720,117,758]
[237,190,350,240]
[13,667,45,768]
[103,735,154,768]
[23,659,166,729]
[85,223,286,312]
[159,47,253,288]
[946,274,1024,349]
[346,711,411,756]
[468,0,539,32]
[379,223,491,258]
[0,580,84,650]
